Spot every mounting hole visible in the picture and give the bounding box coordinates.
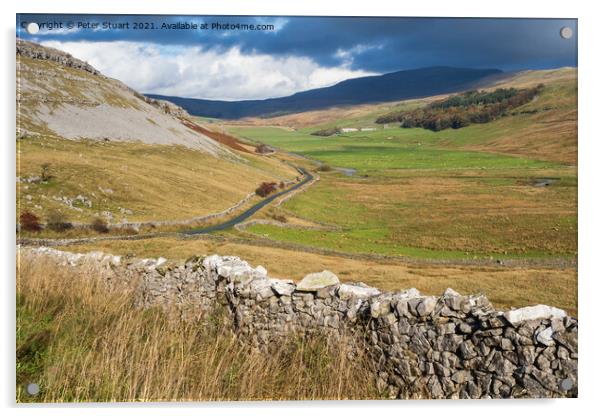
[560,26,573,40]
[560,378,574,391]
[25,22,39,35]
[26,382,40,396]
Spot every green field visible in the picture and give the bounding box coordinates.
[230,125,560,173]
[225,78,577,261]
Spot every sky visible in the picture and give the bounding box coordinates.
[17,14,577,101]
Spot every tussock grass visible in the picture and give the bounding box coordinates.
[16,257,378,402]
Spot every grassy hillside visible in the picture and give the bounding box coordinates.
[233,68,577,165]
[17,135,297,226]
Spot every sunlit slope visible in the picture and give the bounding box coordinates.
[17,136,298,224]
[454,68,577,164]
[16,40,299,226]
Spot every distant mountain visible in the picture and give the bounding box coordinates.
[148,66,504,119]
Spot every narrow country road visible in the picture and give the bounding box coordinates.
[183,167,314,235]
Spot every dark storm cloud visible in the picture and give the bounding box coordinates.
[17,14,577,72]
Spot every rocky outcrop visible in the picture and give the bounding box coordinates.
[19,246,578,399]
[17,38,100,75]
[143,96,191,119]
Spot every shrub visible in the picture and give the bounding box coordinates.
[255,182,278,197]
[318,164,332,172]
[46,210,72,233]
[91,218,109,233]
[255,144,275,154]
[19,211,41,232]
[311,126,341,137]
[40,163,53,182]
[272,214,288,223]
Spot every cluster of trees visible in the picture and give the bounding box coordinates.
[375,84,544,131]
[311,126,341,137]
[255,182,278,197]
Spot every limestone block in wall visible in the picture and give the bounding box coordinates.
[504,304,567,326]
[337,283,380,300]
[270,278,296,296]
[296,270,340,291]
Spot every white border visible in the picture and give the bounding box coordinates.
[2,1,600,415]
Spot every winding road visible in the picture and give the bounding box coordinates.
[183,167,314,235]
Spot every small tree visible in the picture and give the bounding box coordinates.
[255,182,277,197]
[91,218,109,233]
[46,210,72,232]
[40,163,52,182]
[19,211,41,232]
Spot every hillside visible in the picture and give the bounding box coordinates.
[231,68,577,165]
[16,39,224,155]
[16,40,299,228]
[149,67,503,119]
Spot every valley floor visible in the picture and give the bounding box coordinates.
[18,69,578,317]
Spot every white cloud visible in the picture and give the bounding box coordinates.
[41,41,376,100]
[334,43,384,67]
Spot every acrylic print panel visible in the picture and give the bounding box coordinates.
[16,14,577,402]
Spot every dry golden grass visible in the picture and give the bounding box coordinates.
[466,113,577,165]
[462,70,578,165]
[16,256,378,402]
[58,237,577,317]
[272,169,577,257]
[490,67,577,90]
[17,135,298,224]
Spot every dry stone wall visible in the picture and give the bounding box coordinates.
[20,246,578,399]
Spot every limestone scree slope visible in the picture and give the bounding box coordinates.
[16,39,227,156]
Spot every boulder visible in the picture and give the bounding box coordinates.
[442,288,460,297]
[296,270,340,292]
